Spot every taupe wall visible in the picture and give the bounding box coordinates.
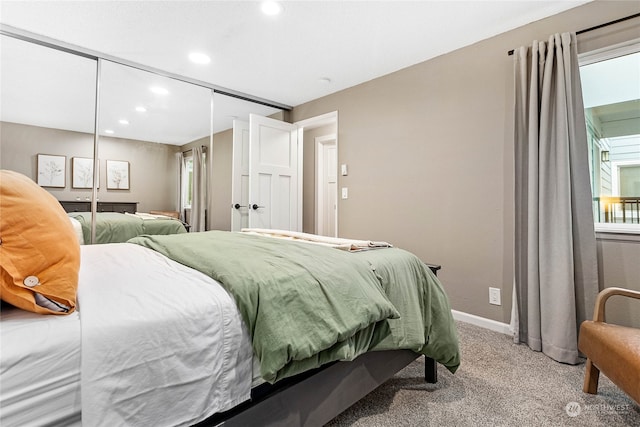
[1,121,180,213]
[290,1,640,324]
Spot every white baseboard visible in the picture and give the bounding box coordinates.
[451,310,511,335]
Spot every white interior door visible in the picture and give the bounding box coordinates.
[249,114,300,231]
[316,135,337,237]
[231,120,250,231]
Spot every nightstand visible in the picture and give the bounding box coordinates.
[426,264,441,276]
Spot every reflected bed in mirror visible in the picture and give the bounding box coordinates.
[60,199,188,244]
[67,211,187,245]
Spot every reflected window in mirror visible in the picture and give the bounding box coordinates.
[183,154,194,209]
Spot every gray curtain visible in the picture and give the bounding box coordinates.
[191,146,207,232]
[513,32,599,364]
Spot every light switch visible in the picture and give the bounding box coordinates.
[341,164,348,176]
[341,187,348,199]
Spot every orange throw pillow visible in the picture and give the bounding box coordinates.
[0,170,80,314]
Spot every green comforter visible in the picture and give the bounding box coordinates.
[69,212,187,244]
[129,231,460,383]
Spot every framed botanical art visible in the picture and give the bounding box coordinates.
[36,154,66,188]
[72,157,97,189]
[106,160,130,190]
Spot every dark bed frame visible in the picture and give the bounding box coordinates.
[196,352,437,427]
[196,264,443,427]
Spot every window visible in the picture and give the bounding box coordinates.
[181,150,206,210]
[182,155,194,208]
[580,43,640,232]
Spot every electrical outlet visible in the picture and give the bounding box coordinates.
[489,287,501,306]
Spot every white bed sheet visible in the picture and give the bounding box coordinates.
[68,216,85,245]
[78,243,254,427]
[0,306,82,426]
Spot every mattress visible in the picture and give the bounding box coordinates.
[0,305,82,426]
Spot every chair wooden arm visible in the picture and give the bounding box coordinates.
[592,287,640,322]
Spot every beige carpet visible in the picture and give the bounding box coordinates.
[327,321,640,426]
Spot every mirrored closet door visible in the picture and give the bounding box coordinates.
[96,60,213,228]
[0,34,98,240]
[1,31,295,240]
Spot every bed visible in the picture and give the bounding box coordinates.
[67,211,188,244]
[0,170,460,427]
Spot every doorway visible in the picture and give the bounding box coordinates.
[295,111,339,237]
[315,134,337,237]
[231,114,300,232]
[231,110,339,235]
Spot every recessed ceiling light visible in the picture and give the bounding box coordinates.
[261,1,283,16]
[104,129,114,134]
[189,52,211,64]
[318,77,332,84]
[135,106,147,113]
[119,119,129,125]
[150,86,169,95]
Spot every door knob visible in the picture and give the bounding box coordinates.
[251,204,265,210]
[233,203,247,210]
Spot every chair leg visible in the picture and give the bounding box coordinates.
[583,358,600,394]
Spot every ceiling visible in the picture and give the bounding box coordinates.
[0,0,593,144]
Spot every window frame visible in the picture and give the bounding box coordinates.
[579,39,640,237]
